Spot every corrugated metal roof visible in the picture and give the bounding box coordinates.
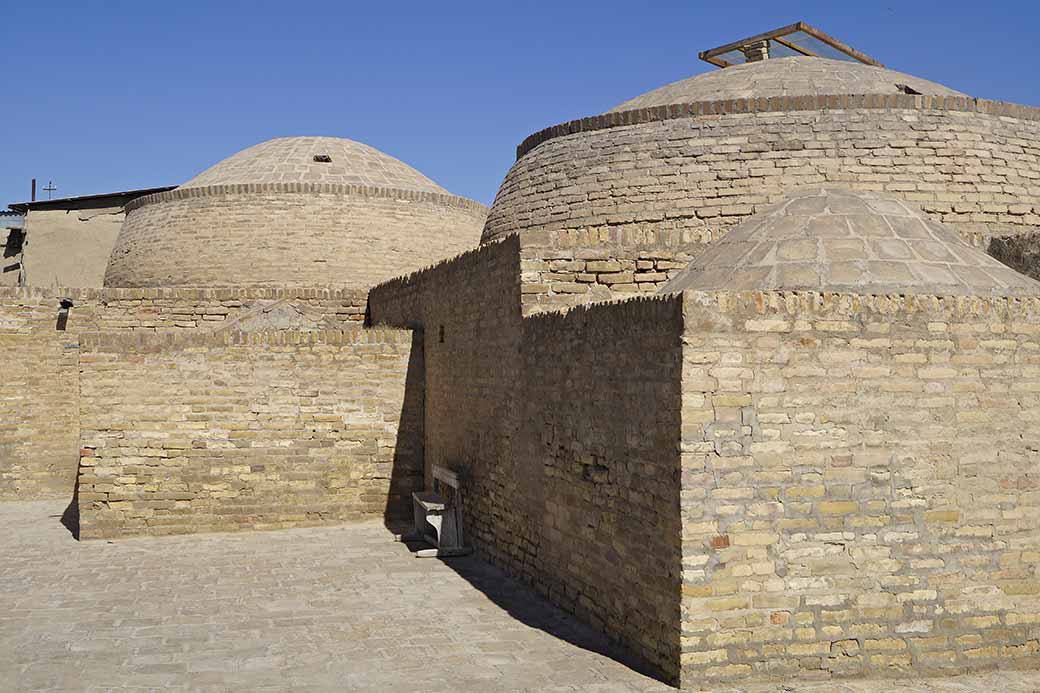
[7,186,176,213]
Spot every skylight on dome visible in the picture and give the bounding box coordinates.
[699,22,882,68]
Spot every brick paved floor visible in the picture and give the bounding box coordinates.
[1,500,1038,692]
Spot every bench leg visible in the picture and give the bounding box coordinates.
[415,546,473,558]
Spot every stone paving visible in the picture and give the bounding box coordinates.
[2,500,1039,693]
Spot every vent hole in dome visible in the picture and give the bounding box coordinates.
[895,84,922,95]
[313,154,332,163]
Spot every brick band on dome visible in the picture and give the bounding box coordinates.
[516,95,1040,159]
[125,182,487,215]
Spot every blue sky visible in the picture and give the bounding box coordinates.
[2,0,1037,208]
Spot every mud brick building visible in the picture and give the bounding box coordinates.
[3,22,1039,688]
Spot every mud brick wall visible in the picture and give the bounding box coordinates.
[678,290,1040,684]
[95,287,369,331]
[77,329,422,539]
[0,287,368,499]
[519,296,685,682]
[0,287,368,334]
[519,231,698,315]
[486,102,1040,286]
[0,334,80,499]
[367,236,526,568]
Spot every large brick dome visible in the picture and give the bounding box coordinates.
[609,56,964,112]
[482,55,1040,294]
[104,136,487,289]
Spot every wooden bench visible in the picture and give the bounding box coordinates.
[406,465,470,558]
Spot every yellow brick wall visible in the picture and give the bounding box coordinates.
[679,291,1040,683]
[0,287,368,499]
[0,333,80,498]
[76,329,422,539]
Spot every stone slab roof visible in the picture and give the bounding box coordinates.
[181,136,449,194]
[661,189,1040,297]
[610,57,965,112]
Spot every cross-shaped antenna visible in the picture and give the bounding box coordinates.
[42,180,57,199]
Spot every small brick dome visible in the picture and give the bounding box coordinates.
[105,137,487,289]
[181,136,448,193]
[660,189,1040,296]
[609,56,964,112]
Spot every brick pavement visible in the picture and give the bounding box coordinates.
[1,500,1038,692]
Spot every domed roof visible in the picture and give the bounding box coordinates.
[660,189,1040,297]
[180,136,449,194]
[609,57,965,112]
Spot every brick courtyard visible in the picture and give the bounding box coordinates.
[2,500,1038,692]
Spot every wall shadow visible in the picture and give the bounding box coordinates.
[379,321,670,686]
[988,234,1040,281]
[59,470,80,540]
[383,329,425,533]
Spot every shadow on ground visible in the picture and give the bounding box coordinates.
[395,532,670,687]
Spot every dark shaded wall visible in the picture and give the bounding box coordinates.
[520,297,685,680]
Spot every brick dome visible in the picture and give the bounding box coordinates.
[481,57,1040,289]
[181,136,448,193]
[660,189,1040,296]
[609,57,964,112]
[104,137,487,289]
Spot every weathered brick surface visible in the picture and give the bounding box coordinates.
[0,287,368,499]
[107,187,486,289]
[679,290,1040,683]
[520,297,685,680]
[487,106,1040,291]
[76,329,422,539]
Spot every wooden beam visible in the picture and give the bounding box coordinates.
[796,21,884,67]
[699,22,802,63]
[773,36,817,57]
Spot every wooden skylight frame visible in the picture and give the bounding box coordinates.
[698,22,883,69]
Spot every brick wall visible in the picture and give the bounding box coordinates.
[678,290,1040,683]
[368,237,525,563]
[486,104,1040,267]
[0,333,79,499]
[108,187,486,289]
[520,297,685,681]
[369,244,685,681]
[0,287,368,499]
[77,329,422,539]
[519,232,697,315]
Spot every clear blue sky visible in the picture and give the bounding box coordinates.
[2,0,1038,208]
